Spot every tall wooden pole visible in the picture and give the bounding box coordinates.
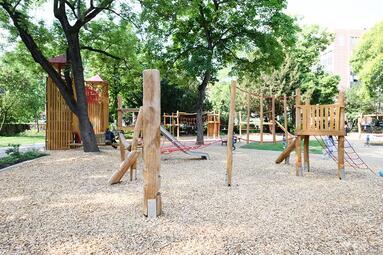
[295,89,302,176]
[176,110,180,139]
[227,81,236,186]
[143,69,162,218]
[117,95,123,130]
[271,95,276,144]
[239,111,242,137]
[246,93,251,144]
[260,94,264,143]
[337,92,345,180]
[283,94,289,164]
[303,135,310,172]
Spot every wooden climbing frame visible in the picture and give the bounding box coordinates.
[276,89,346,179]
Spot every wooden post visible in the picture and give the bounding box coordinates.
[239,111,242,137]
[117,95,123,130]
[246,93,251,144]
[227,81,236,186]
[337,92,346,180]
[271,95,276,144]
[218,111,221,138]
[357,114,362,140]
[119,133,126,161]
[303,135,310,172]
[295,89,302,176]
[283,94,289,164]
[130,107,143,181]
[260,94,264,143]
[176,110,180,139]
[143,69,162,218]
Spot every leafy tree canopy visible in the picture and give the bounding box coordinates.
[351,20,383,98]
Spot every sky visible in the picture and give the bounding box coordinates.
[286,0,383,30]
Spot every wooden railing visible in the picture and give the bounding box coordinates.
[295,90,345,136]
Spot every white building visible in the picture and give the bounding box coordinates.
[320,29,366,91]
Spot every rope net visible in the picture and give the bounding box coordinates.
[315,136,375,174]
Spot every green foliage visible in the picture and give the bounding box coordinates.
[0,148,48,169]
[345,84,375,123]
[352,21,383,97]
[5,143,20,156]
[241,25,339,103]
[141,0,298,98]
[0,47,45,128]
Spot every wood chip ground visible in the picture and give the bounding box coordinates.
[0,141,382,254]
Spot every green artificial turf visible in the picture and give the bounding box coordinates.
[241,140,323,154]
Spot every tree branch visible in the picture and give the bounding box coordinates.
[81,46,122,60]
[1,1,78,113]
[73,0,114,30]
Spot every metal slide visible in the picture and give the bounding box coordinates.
[160,126,210,160]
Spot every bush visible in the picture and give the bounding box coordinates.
[0,123,30,136]
[0,149,48,169]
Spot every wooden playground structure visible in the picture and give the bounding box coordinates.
[163,111,220,139]
[45,55,109,150]
[275,89,346,179]
[110,69,162,218]
[227,80,348,184]
[234,86,293,144]
[117,95,140,132]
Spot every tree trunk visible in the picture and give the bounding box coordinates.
[67,32,99,152]
[196,72,211,145]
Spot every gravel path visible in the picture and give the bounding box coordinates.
[0,143,382,254]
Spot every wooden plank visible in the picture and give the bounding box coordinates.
[227,81,236,187]
[142,69,161,217]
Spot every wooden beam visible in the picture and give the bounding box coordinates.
[227,81,236,186]
[239,111,242,137]
[109,150,139,185]
[260,94,264,143]
[246,93,250,144]
[303,135,310,172]
[130,107,143,181]
[337,91,346,179]
[143,69,162,218]
[176,110,180,139]
[275,137,297,164]
[295,136,303,176]
[271,95,276,143]
[283,94,289,164]
[117,95,123,130]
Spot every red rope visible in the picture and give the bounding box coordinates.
[160,140,221,154]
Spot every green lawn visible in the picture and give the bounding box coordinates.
[0,132,45,147]
[241,140,323,154]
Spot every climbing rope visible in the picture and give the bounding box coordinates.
[315,136,376,176]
